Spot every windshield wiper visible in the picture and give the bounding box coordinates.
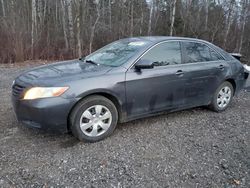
[85,59,99,66]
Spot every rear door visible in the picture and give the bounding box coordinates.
[180,41,230,106]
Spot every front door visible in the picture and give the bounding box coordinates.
[125,41,186,119]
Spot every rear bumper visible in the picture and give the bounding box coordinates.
[12,96,78,133]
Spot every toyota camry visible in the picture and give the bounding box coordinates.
[12,37,248,142]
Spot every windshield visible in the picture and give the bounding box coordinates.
[84,40,150,67]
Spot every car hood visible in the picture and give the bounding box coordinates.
[16,59,113,86]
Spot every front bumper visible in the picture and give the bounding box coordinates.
[12,96,78,133]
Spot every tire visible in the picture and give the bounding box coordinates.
[69,95,118,142]
[209,81,234,112]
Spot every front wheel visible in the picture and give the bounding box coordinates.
[69,95,118,142]
[209,81,234,112]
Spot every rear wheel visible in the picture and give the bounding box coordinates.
[70,95,118,142]
[209,81,234,112]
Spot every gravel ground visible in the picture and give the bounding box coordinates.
[0,64,250,187]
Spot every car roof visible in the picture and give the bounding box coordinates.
[121,36,208,44]
[120,36,231,59]
[118,36,233,69]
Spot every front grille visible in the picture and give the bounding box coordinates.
[12,84,26,98]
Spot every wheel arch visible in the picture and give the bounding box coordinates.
[225,78,236,95]
[67,90,124,131]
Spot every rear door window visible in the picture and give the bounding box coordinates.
[210,49,224,61]
[182,42,223,63]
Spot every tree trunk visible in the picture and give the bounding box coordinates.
[76,0,82,57]
[148,0,154,35]
[43,0,47,24]
[130,1,134,36]
[61,0,69,50]
[170,0,177,36]
[1,0,5,17]
[139,1,144,35]
[109,0,112,32]
[67,0,74,53]
[55,0,58,24]
[223,0,235,49]
[31,0,37,59]
[89,1,100,53]
[204,0,209,31]
[37,0,43,24]
[239,0,248,53]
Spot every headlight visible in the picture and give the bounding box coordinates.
[23,87,69,100]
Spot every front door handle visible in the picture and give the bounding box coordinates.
[176,70,184,76]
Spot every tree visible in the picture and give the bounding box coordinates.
[0,0,250,65]
[31,0,37,58]
[170,0,177,36]
[223,0,235,49]
[1,0,5,17]
[76,0,82,57]
[67,0,74,53]
[204,0,209,32]
[148,0,154,35]
[61,0,69,50]
[89,0,100,53]
[239,0,248,53]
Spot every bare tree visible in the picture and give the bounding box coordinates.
[239,0,248,53]
[89,0,100,53]
[1,0,250,64]
[170,0,177,36]
[1,0,5,17]
[148,0,154,35]
[130,1,134,37]
[204,0,209,31]
[61,0,69,50]
[31,0,37,58]
[66,0,74,52]
[76,0,82,57]
[223,0,235,49]
[109,0,112,32]
[139,0,144,35]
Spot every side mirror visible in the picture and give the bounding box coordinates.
[135,59,154,70]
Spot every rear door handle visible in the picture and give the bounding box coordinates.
[176,70,184,75]
[218,65,225,70]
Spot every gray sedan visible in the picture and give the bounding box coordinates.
[12,37,248,142]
